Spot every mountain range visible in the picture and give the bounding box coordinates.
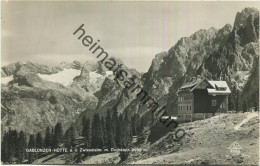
[1,7,259,137]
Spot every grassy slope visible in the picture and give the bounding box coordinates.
[128,112,259,165]
[32,112,259,165]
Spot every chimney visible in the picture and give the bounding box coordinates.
[219,74,223,81]
[219,72,224,81]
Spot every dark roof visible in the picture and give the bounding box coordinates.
[177,78,205,93]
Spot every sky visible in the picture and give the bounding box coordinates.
[1,1,259,72]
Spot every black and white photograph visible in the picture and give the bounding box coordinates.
[1,1,259,165]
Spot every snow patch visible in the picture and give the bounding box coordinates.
[1,75,13,84]
[38,69,81,86]
[106,71,113,76]
[89,71,104,84]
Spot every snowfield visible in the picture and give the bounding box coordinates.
[38,69,113,88]
[1,75,13,84]
[38,69,81,86]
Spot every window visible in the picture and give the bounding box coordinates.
[220,104,225,109]
[190,105,192,110]
[212,100,217,106]
[217,87,227,91]
[187,106,188,110]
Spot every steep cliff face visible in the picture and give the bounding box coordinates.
[125,8,259,122]
[164,7,259,115]
[233,7,259,30]
[241,56,259,107]
[160,28,218,78]
[134,24,233,118]
[203,9,259,76]
[92,58,143,116]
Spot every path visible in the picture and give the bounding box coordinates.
[234,112,258,131]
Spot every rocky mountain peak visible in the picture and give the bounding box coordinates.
[221,24,232,32]
[148,52,167,73]
[234,7,259,30]
[59,60,83,70]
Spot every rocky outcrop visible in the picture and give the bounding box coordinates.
[1,83,97,134]
[1,61,99,134]
[93,57,143,115]
[241,56,259,107]
[233,7,259,30]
